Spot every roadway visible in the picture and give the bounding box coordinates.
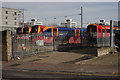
[2,70,119,79]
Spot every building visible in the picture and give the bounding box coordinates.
[2,7,24,33]
[30,18,43,26]
[118,21,120,26]
[113,21,119,26]
[61,19,77,28]
[94,19,120,27]
[20,18,43,27]
[95,19,110,26]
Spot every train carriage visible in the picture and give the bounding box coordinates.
[87,24,111,38]
[42,27,84,44]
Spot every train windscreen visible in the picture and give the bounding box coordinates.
[23,27,29,34]
[87,25,97,32]
[16,28,22,34]
[47,29,51,32]
[31,26,38,33]
[106,29,110,33]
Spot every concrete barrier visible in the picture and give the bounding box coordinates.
[97,47,117,57]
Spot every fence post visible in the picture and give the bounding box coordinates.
[0,31,2,61]
[110,20,114,47]
[53,31,55,51]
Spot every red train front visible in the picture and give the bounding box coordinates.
[87,24,112,38]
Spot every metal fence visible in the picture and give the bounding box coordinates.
[11,33,54,58]
[86,32,110,47]
[115,31,120,51]
[11,32,111,58]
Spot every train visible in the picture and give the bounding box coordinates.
[16,25,87,37]
[16,24,120,44]
[16,23,120,36]
[87,23,120,38]
[87,23,120,33]
[16,25,87,44]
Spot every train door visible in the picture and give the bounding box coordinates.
[102,27,105,33]
[29,27,32,34]
[97,27,102,38]
[102,27,107,38]
[75,29,80,37]
[98,28,102,33]
[90,27,92,33]
[53,28,58,37]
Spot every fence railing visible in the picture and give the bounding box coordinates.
[11,32,111,57]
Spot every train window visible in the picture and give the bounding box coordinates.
[59,29,62,31]
[68,30,71,32]
[17,28,22,34]
[23,27,29,34]
[47,29,51,32]
[34,28,38,33]
[76,30,79,34]
[41,28,43,32]
[65,30,68,31]
[92,28,97,32]
[87,25,97,32]
[99,29,101,32]
[72,30,74,32]
[31,26,38,33]
[106,29,110,33]
[53,29,57,32]
[102,29,105,33]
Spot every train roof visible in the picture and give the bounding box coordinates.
[88,23,110,27]
[87,23,120,30]
[57,27,80,29]
[87,23,111,29]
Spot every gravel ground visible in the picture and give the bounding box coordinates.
[76,52,120,65]
[12,51,91,64]
[7,49,119,66]
[2,49,119,76]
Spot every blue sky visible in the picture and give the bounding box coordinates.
[2,2,118,27]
